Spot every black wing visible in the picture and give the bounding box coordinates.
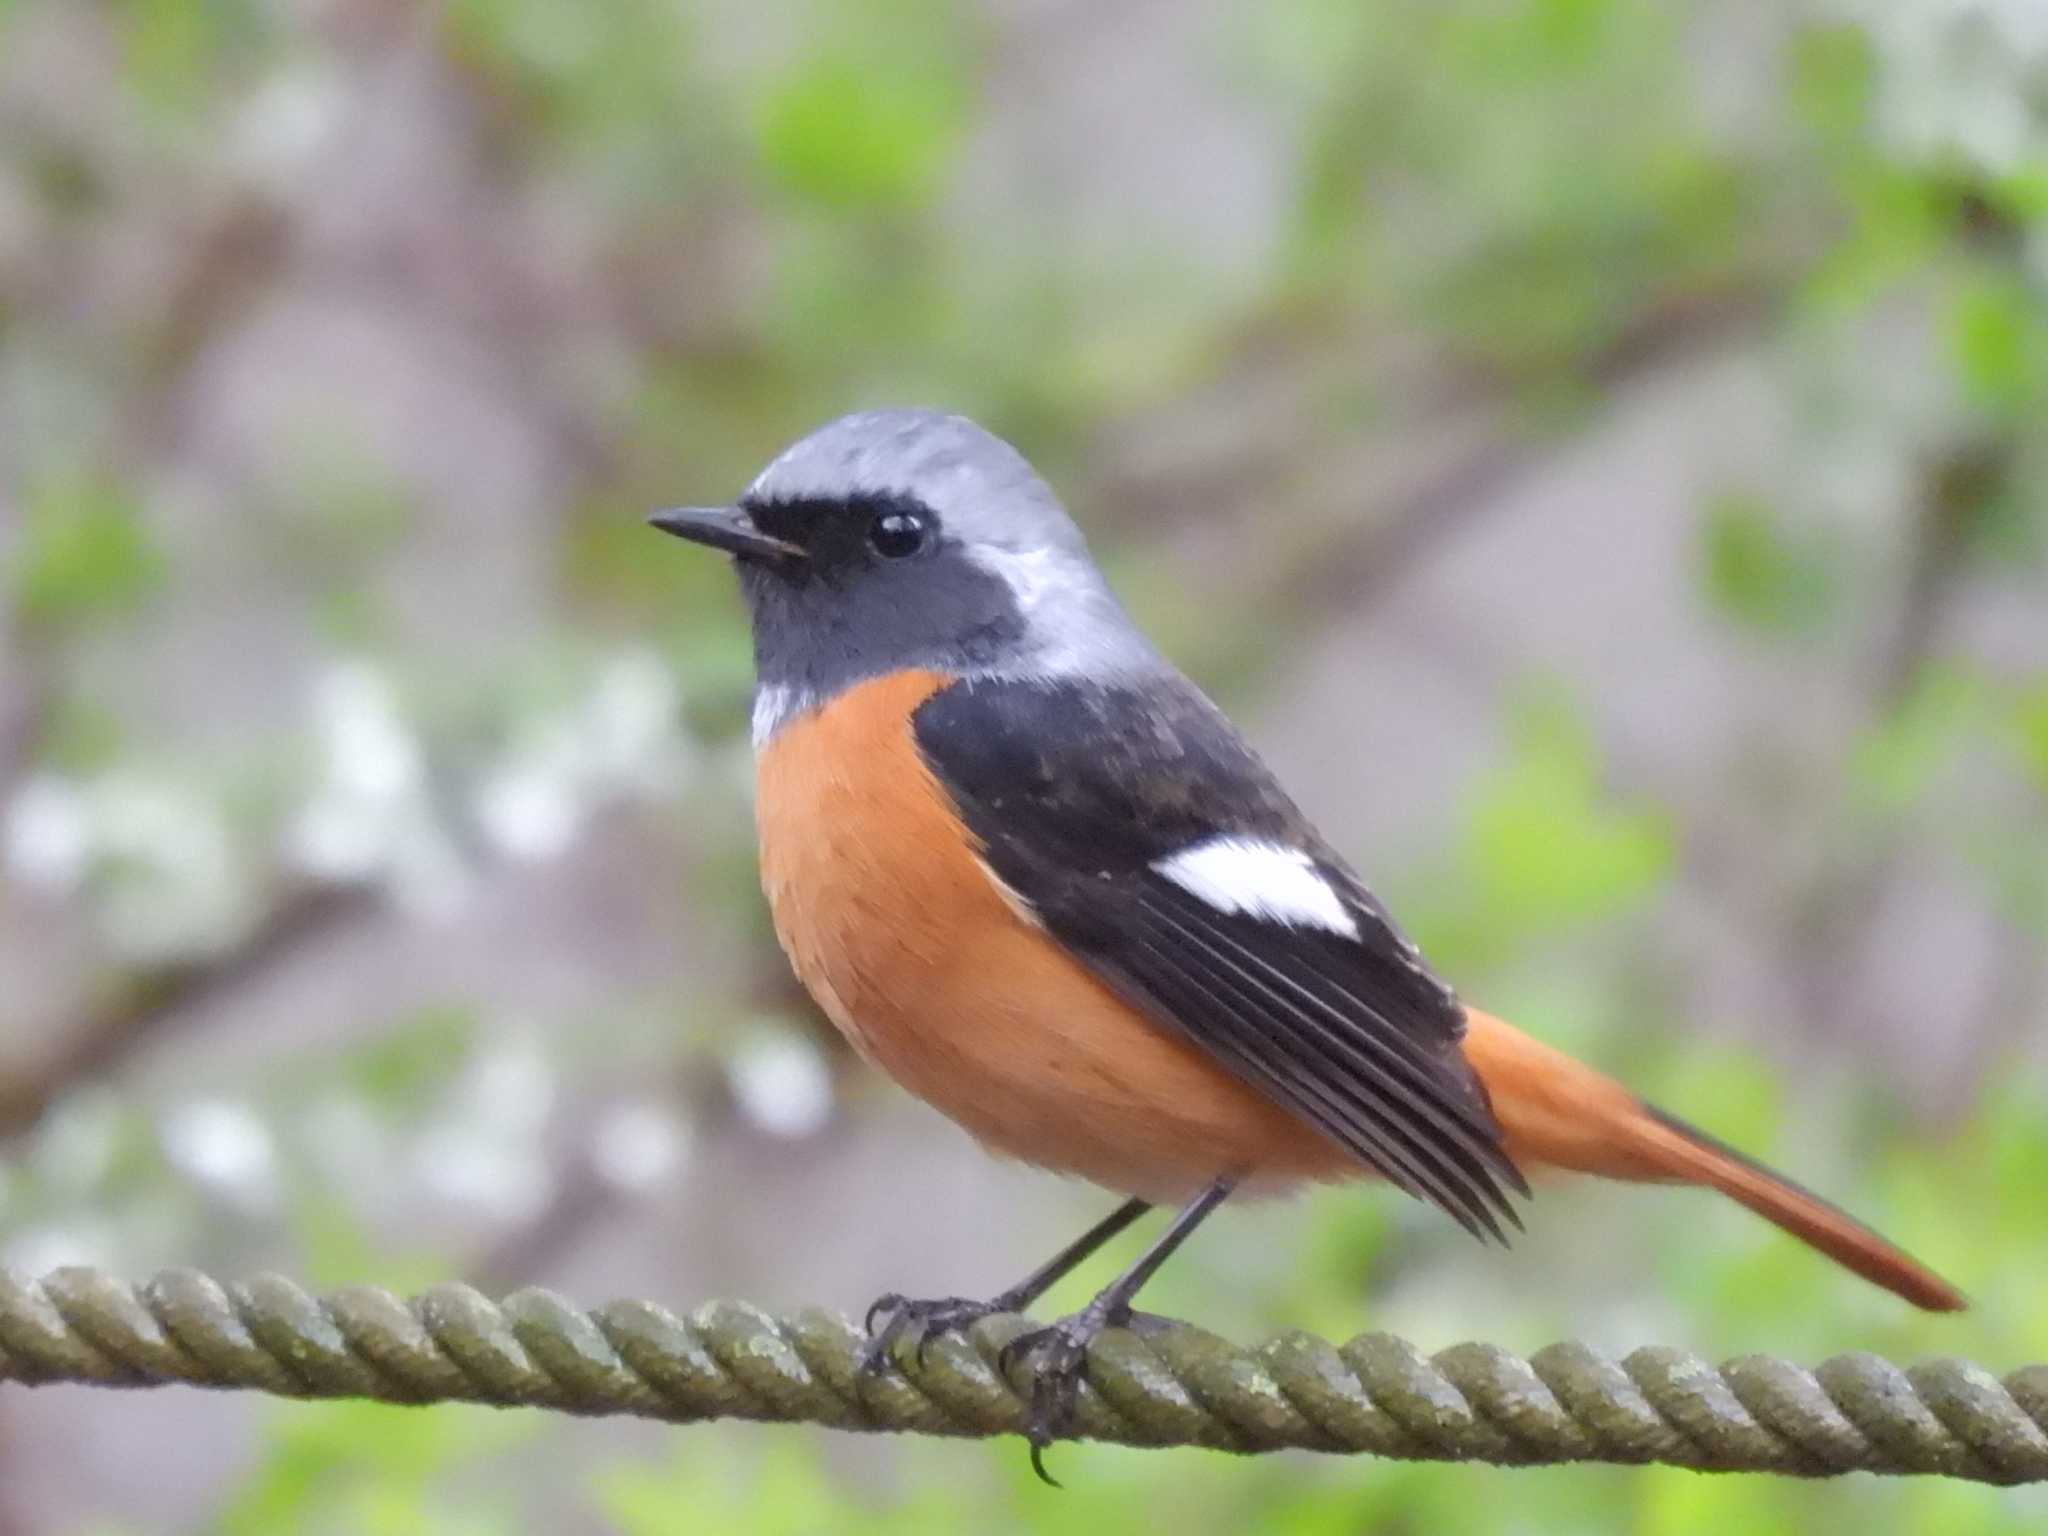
[913,675,1529,1242]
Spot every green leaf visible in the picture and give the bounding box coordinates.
[755,55,963,210]
[1946,272,2044,416]
[342,1006,480,1108]
[41,697,127,774]
[1699,493,1840,636]
[2015,684,2048,795]
[1788,21,1877,150]
[1850,667,1986,814]
[1408,693,1673,969]
[10,476,166,632]
[601,1439,928,1536]
[1467,698,1673,919]
[117,0,270,119]
[1641,1466,1804,1536]
[219,1400,522,1536]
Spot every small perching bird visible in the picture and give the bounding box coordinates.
[650,409,1962,1480]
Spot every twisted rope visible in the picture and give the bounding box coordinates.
[2,1266,2045,1482]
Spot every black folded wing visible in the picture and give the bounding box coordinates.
[913,675,1529,1241]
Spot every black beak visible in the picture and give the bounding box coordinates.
[647,506,806,565]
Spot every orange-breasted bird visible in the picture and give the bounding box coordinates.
[650,409,1961,1475]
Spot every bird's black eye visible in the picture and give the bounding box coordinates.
[868,508,929,560]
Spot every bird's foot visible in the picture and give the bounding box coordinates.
[997,1302,1181,1486]
[859,1291,1021,1375]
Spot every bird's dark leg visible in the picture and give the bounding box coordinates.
[1000,1176,1237,1485]
[860,1197,1152,1374]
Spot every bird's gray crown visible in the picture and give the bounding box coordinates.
[745,409,1091,559]
[728,410,1164,744]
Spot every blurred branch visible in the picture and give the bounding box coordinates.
[0,883,377,1142]
[1792,436,2016,1052]
[0,147,292,817]
[1878,440,2011,703]
[128,195,294,438]
[0,647,47,808]
[465,1142,620,1298]
[467,954,833,1293]
[1282,284,1782,619]
[1102,279,1779,690]
[0,1397,25,1536]
[0,1452,25,1536]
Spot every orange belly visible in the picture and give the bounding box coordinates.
[754,670,1354,1202]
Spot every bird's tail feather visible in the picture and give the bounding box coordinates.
[1461,1008,1964,1313]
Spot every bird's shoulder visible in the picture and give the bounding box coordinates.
[913,672,1304,859]
[910,673,1457,1026]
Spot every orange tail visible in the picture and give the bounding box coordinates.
[1461,1009,1964,1312]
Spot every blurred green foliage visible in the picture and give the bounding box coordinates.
[216,1402,529,1536]
[1702,494,1842,637]
[10,476,165,634]
[1408,696,1674,972]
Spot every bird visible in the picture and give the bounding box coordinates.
[649,408,1963,1479]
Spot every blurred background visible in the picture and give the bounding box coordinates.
[0,0,2044,1530]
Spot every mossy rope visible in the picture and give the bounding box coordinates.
[2,1267,2045,1483]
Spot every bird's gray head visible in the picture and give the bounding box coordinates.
[651,410,1160,745]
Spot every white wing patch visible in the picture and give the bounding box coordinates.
[1155,837,1360,939]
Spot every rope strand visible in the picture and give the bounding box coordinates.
[2,1266,2044,1482]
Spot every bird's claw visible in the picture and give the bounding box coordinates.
[869,1292,1187,1484]
[858,1293,1014,1376]
[998,1305,1129,1487]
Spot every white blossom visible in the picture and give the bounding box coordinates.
[473,648,692,864]
[590,1101,691,1192]
[727,1031,834,1140]
[288,660,472,917]
[161,1099,280,1213]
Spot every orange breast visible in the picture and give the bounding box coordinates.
[754,670,1355,1203]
